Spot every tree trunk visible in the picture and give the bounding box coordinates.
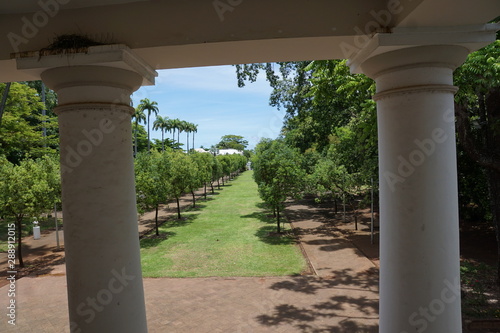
[147,114,151,152]
[0,82,11,127]
[204,184,207,199]
[191,191,196,208]
[155,204,159,236]
[187,132,189,152]
[192,132,195,151]
[487,169,500,283]
[276,207,281,233]
[16,215,24,268]
[217,179,221,190]
[161,130,165,152]
[134,120,138,157]
[176,197,181,219]
[211,182,215,194]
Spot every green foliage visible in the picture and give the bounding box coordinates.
[212,155,223,186]
[135,151,172,235]
[135,152,171,213]
[0,155,60,219]
[252,139,306,232]
[191,152,214,191]
[455,40,500,102]
[0,155,60,266]
[236,60,378,193]
[0,82,58,163]
[169,151,198,213]
[137,98,159,152]
[216,134,248,151]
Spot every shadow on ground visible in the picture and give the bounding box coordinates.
[256,268,379,332]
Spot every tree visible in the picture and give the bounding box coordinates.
[212,155,223,190]
[132,107,146,156]
[176,118,184,145]
[181,120,191,152]
[0,83,58,163]
[169,151,197,218]
[0,82,11,126]
[137,98,159,152]
[237,60,379,215]
[0,155,60,267]
[191,152,214,199]
[153,115,170,152]
[191,123,198,150]
[217,155,231,185]
[134,152,171,235]
[216,134,248,151]
[454,39,500,283]
[252,139,306,232]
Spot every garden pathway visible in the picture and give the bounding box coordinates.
[0,179,380,332]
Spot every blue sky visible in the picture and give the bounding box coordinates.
[131,65,285,150]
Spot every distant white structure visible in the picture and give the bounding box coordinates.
[194,148,210,153]
[217,149,244,156]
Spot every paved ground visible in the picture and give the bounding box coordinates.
[0,180,380,332]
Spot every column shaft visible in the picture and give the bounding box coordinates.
[361,46,469,333]
[42,66,148,333]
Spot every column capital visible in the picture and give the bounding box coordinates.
[40,65,144,106]
[347,23,500,76]
[13,44,157,86]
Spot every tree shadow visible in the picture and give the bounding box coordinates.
[304,238,353,253]
[140,213,198,239]
[255,202,269,210]
[269,267,379,293]
[254,225,297,246]
[184,204,207,212]
[241,211,274,224]
[255,268,379,332]
[140,231,176,248]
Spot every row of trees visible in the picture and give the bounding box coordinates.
[238,38,500,281]
[135,150,247,235]
[252,138,363,233]
[132,98,198,154]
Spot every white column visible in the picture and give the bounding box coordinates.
[360,45,469,333]
[41,65,147,333]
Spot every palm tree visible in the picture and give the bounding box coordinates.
[191,123,198,151]
[167,118,176,142]
[132,107,146,156]
[182,120,191,153]
[176,118,184,146]
[137,98,159,152]
[153,115,169,152]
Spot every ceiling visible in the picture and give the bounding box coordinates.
[0,0,498,82]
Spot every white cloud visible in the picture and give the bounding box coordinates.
[154,65,272,95]
[132,65,284,149]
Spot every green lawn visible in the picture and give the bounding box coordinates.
[140,171,306,277]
